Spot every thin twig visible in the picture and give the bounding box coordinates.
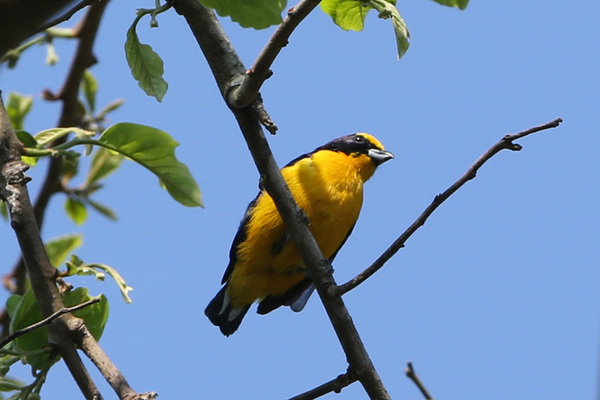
[36,0,102,34]
[229,0,322,108]
[405,361,433,400]
[0,298,100,349]
[333,117,563,296]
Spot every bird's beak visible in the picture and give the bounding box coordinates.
[368,148,394,166]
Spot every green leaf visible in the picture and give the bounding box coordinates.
[87,199,118,221]
[61,156,79,185]
[0,201,7,222]
[384,1,410,59]
[321,0,410,59]
[88,264,133,303]
[199,0,286,29]
[5,295,22,320]
[15,131,37,148]
[65,256,133,303]
[430,0,469,9]
[34,127,93,147]
[65,255,104,280]
[99,123,203,207]
[5,93,33,131]
[86,148,123,186]
[45,42,59,66]
[82,70,97,113]
[321,0,371,31]
[65,198,87,226]
[9,288,108,369]
[0,377,23,392]
[9,290,50,369]
[15,129,40,165]
[63,289,109,341]
[96,99,125,120]
[125,25,168,102]
[45,234,83,268]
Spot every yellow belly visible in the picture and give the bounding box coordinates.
[227,152,365,307]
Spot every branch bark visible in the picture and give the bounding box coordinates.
[333,117,563,296]
[287,371,356,400]
[174,1,391,398]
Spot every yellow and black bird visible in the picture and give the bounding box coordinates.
[205,133,393,336]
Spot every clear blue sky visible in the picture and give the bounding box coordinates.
[1,1,598,399]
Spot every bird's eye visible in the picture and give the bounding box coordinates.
[354,135,364,143]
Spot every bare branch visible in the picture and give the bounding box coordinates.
[405,361,433,400]
[0,298,100,349]
[75,324,157,400]
[174,2,391,398]
[333,117,563,296]
[229,0,323,108]
[287,372,356,400]
[36,0,102,34]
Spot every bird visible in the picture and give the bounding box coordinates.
[205,133,394,336]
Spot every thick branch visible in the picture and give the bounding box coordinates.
[334,117,563,296]
[75,324,156,400]
[174,2,390,398]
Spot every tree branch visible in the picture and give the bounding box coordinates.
[36,0,102,34]
[0,298,100,349]
[287,371,356,400]
[333,117,563,296]
[229,0,322,108]
[174,2,391,398]
[405,361,433,400]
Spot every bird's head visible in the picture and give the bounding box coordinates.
[319,133,394,164]
[316,132,394,181]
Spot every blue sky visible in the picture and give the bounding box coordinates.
[0,0,598,399]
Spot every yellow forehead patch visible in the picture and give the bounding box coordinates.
[356,133,385,150]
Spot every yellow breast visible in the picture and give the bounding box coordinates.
[227,150,371,307]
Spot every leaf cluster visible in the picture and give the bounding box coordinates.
[124,0,469,101]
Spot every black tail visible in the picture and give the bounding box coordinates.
[204,285,250,336]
